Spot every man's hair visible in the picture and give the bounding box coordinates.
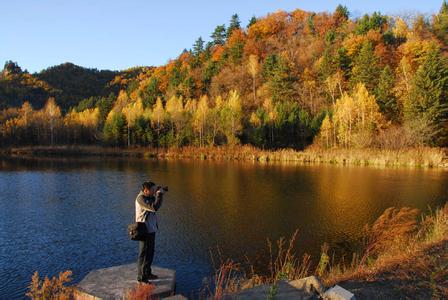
[142,181,156,191]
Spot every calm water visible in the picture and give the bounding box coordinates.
[0,157,447,299]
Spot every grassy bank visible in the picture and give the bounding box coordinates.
[3,145,447,168]
[204,203,448,299]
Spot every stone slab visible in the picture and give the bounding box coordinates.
[75,263,175,299]
[324,285,356,300]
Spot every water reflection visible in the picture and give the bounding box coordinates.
[0,157,447,298]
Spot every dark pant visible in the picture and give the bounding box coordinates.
[137,232,155,281]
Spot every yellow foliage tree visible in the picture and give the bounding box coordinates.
[151,97,166,145]
[122,98,144,147]
[247,54,259,104]
[165,95,185,146]
[43,97,61,145]
[193,95,209,147]
[319,114,334,148]
[223,90,243,145]
[332,84,385,148]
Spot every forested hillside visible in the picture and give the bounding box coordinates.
[0,61,117,111]
[1,2,447,149]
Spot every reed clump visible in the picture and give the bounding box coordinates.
[26,270,73,300]
[321,203,448,292]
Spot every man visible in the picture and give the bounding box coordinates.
[135,181,165,283]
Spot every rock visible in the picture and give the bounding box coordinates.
[289,276,325,295]
[75,263,176,299]
[164,295,187,300]
[323,285,356,300]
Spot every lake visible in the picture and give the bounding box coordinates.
[0,156,447,298]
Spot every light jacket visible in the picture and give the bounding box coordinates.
[135,190,164,233]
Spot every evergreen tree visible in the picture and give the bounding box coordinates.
[319,48,337,81]
[262,54,279,80]
[96,93,115,125]
[334,4,349,25]
[433,0,448,44]
[134,116,153,146]
[211,25,226,46]
[247,16,257,28]
[103,111,126,146]
[336,47,351,78]
[405,48,448,145]
[350,41,380,92]
[144,77,162,107]
[192,37,205,57]
[356,12,387,34]
[263,55,297,103]
[227,14,241,37]
[375,66,398,121]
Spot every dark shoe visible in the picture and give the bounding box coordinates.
[146,273,158,280]
[137,279,151,284]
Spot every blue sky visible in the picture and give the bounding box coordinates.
[0,0,443,73]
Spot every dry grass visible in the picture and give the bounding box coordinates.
[5,145,447,168]
[205,203,448,298]
[26,270,73,300]
[359,207,420,266]
[201,247,243,299]
[266,230,311,282]
[322,203,448,292]
[162,145,447,168]
[161,145,447,167]
[204,230,311,299]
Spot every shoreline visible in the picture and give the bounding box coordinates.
[1,145,447,168]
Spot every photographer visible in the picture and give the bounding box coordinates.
[135,181,167,283]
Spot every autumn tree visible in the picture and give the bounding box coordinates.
[319,114,334,148]
[151,97,166,146]
[193,95,210,146]
[43,97,61,145]
[209,95,224,145]
[165,95,186,146]
[221,90,242,145]
[247,54,259,104]
[332,84,385,147]
[122,98,144,147]
[263,98,278,144]
[16,101,34,144]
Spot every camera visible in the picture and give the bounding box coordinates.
[156,185,168,193]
